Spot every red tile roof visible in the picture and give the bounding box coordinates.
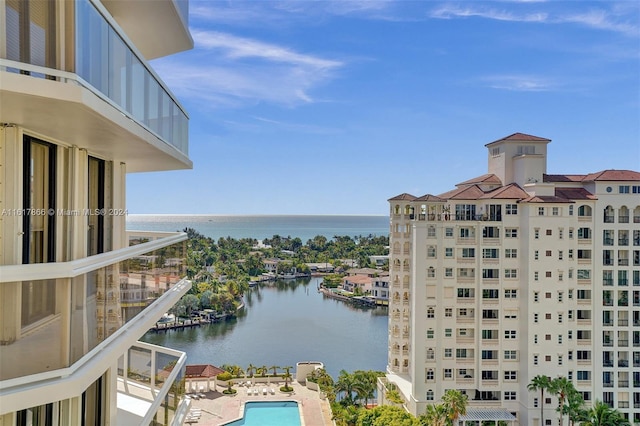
[555,188,597,201]
[414,194,446,202]
[388,193,417,201]
[185,364,225,378]
[480,183,529,199]
[582,170,640,182]
[438,185,485,200]
[546,170,640,182]
[486,132,550,146]
[544,174,587,183]
[457,174,502,186]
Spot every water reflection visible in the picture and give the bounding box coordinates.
[141,277,388,379]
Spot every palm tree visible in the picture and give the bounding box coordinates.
[582,401,630,426]
[551,376,575,426]
[441,389,468,424]
[246,363,255,378]
[259,365,268,377]
[528,375,552,426]
[335,370,363,406]
[269,365,279,377]
[282,367,293,391]
[420,403,448,426]
[562,389,586,426]
[353,370,378,407]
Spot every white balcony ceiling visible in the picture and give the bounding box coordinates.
[1,72,191,172]
[102,0,194,60]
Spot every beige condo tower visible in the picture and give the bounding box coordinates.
[380,133,640,425]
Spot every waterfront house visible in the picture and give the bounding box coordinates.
[342,275,373,294]
[346,267,380,277]
[371,274,390,303]
[0,0,194,423]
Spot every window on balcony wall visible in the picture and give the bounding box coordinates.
[578,205,592,217]
[455,204,476,221]
[483,226,500,238]
[5,0,57,70]
[577,228,591,239]
[88,157,113,256]
[505,228,518,238]
[604,206,615,223]
[603,230,614,245]
[487,204,502,221]
[461,248,475,258]
[22,136,57,264]
[483,248,499,259]
[482,269,499,279]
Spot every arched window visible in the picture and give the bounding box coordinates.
[427,307,435,318]
[426,390,434,401]
[619,206,629,223]
[633,206,640,223]
[393,358,399,367]
[394,205,400,215]
[403,359,409,367]
[403,292,409,301]
[604,206,615,223]
[403,275,409,286]
[577,205,592,217]
[426,348,434,360]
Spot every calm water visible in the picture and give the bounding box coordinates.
[141,277,388,380]
[126,214,389,242]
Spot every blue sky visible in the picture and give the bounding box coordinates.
[127,1,640,215]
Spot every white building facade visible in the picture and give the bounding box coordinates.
[1,0,194,424]
[384,133,640,425]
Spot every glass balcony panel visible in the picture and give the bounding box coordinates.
[72,0,188,155]
[0,238,187,380]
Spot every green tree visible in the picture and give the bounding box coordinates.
[246,363,255,378]
[335,370,364,406]
[528,375,552,426]
[269,365,279,377]
[581,401,630,426]
[357,405,419,426]
[441,389,468,425]
[419,403,448,426]
[550,376,574,426]
[353,370,380,407]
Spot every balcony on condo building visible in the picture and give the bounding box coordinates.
[0,232,189,382]
[1,0,192,172]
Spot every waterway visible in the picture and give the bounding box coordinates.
[141,277,388,380]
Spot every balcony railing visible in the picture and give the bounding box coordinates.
[1,0,189,157]
[117,341,187,426]
[0,233,188,381]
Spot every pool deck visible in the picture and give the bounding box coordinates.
[185,380,333,426]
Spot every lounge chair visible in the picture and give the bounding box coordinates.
[269,388,275,395]
[253,388,259,396]
[262,388,267,395]
[247,388,251,395]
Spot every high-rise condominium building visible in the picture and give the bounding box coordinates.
[1,0,194,424]
[382,133,640,425]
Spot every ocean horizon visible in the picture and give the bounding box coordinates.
[126,214,390,242]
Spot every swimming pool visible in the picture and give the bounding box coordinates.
[223,401,301,426]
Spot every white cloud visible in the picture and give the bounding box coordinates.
[192,30,341,70]
[480,75,555,92]
[429,3,640,37]
[152,31,343,108]
[430,5,548,23]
